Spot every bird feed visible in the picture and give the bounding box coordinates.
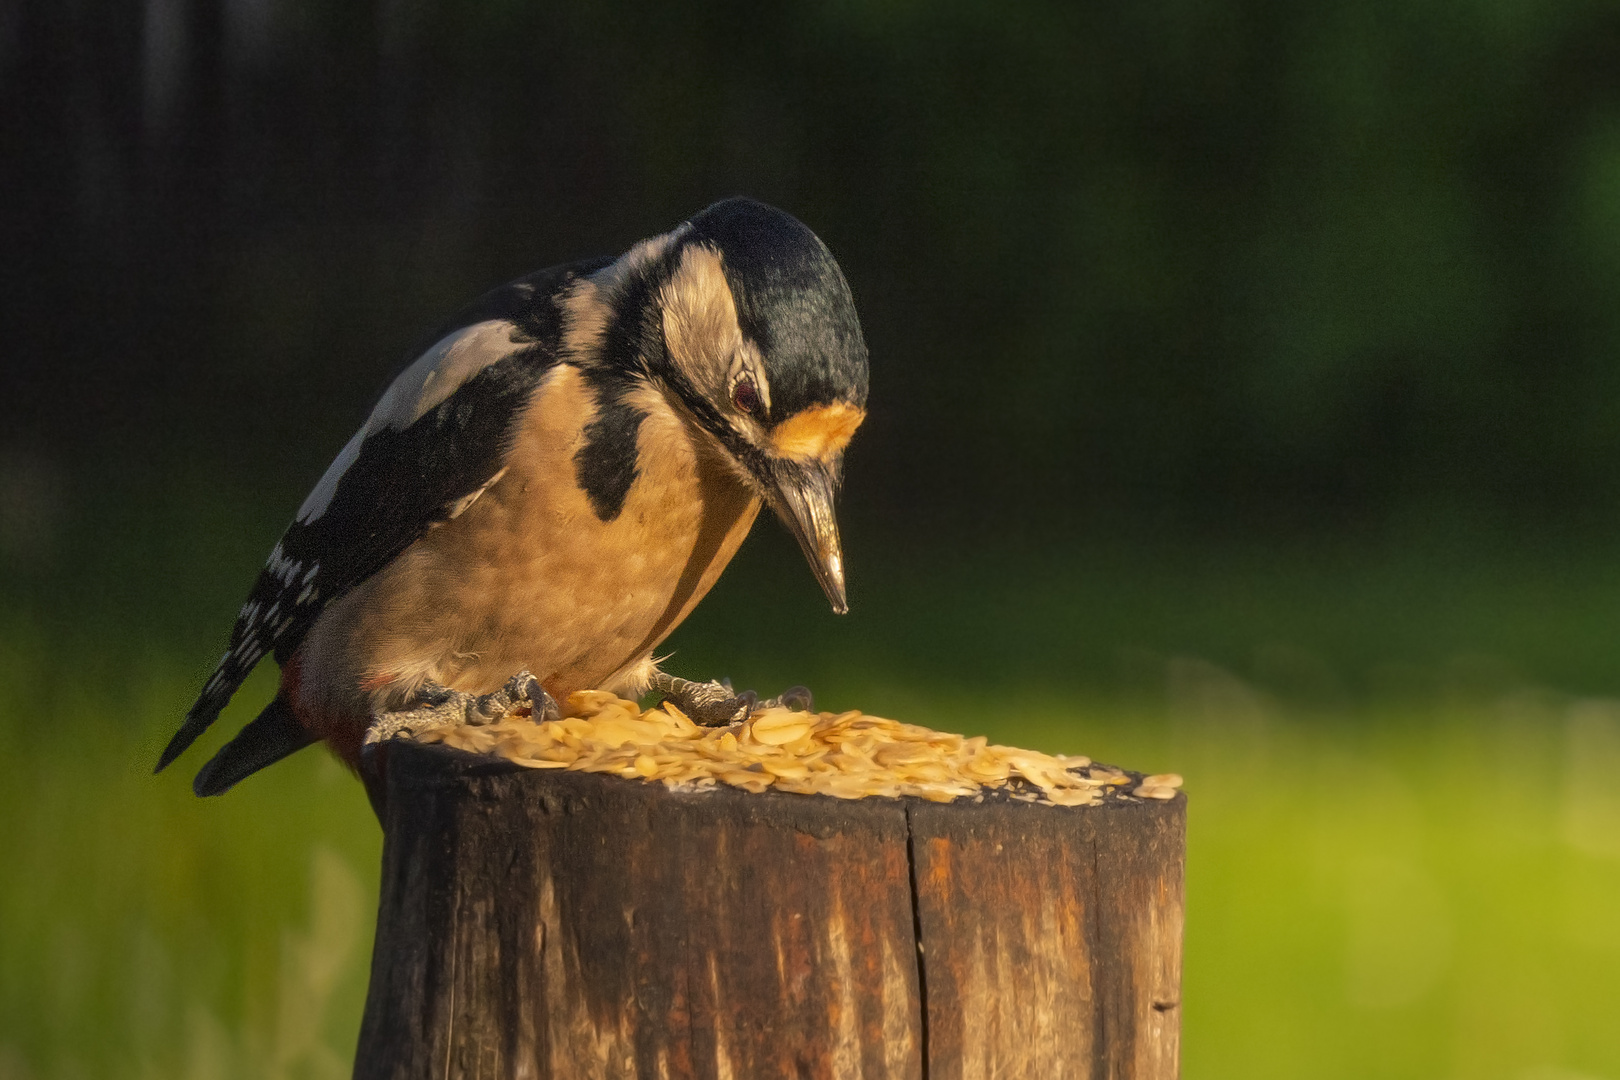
[413,690,1183,807]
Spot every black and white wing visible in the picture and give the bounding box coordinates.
[157,262,602,771]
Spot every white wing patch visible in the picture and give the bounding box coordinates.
[266,541,304,585]
[378,319,519,430]
[296,319,520,524]
[296,429,364,524]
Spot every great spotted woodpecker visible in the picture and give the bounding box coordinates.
[155,198,868,799]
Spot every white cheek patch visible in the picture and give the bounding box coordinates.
[295,319,520,524]
[661,244,748,401]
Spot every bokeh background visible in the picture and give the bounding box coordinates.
[7,1,1620,1076]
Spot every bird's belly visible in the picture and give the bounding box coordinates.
[300,364,760,714]
[438,457,761,699]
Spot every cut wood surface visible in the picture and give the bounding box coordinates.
[354,739,1185,1080]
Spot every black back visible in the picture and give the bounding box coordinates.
[156,259,602,772]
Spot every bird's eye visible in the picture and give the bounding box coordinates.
[732,378,761,415]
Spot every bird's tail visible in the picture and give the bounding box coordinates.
[155,656,250,773]
[191,696,316,796]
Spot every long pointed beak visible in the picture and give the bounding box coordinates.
[766,458,848,614]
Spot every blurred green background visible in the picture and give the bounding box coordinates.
[7,0,1620,1076]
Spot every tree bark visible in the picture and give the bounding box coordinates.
[354,740,1184,1079]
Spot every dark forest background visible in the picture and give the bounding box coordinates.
[12,0,1620,547]
[11,5,1620,1078]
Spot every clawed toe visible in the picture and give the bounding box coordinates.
[503,670,560,722]
[648,673,753,726]
[467,689,509,724]
[681,683,756,727]
[469,670,560,724]
[364,670,560,748]
[649,672,816,727]
[761,685,814,713]
[417,683,456,708]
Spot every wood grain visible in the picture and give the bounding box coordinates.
[354,740,1184,1079]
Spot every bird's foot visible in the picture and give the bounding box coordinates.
[649,672,814,727]
[362,670,560,747]
[761,684,815,712]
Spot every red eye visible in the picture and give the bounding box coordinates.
[732,379,760,415]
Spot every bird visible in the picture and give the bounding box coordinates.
[154,197,869,802]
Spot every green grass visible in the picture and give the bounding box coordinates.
[924,689,1620,1080]
[0,626,378,1080]
[7,650,1620,1079]
[6,480,1620,1077]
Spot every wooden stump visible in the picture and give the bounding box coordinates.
[354,739,1185,1080]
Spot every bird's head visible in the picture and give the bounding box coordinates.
[647,198,869,613]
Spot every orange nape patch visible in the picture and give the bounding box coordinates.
[768,402,866,461]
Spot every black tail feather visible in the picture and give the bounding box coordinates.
[157,654,259,773]
[192,697,316,796]
[156,705,218,773]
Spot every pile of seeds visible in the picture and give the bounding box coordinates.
[414,690,1183,807]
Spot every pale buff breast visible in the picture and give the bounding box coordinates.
[297,364,761,716]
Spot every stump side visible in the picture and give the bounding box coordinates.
[908,795,1184,1079]
[355,740,1185,1080]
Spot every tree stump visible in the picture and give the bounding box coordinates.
[354,735,1184,1080]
